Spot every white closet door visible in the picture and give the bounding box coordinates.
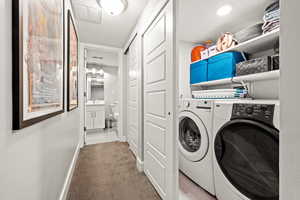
[143,2,176,200]
[127,37,139,157]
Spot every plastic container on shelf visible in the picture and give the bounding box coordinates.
[191,45,206,62]
[207,52,245,81]
[190,60,208,84]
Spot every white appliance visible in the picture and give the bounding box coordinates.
[178,99,215,195]
[212,100,279,200]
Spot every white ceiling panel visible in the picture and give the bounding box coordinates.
[71,0,149,47]
[72,0,102,24]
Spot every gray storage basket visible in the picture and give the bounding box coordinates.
[236,56,272,76]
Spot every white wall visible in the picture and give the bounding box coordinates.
[104,67,119,119]
[280,1,300,199]
[0,1,82,200]
[178,41,193,99]
[104,67,119,106]
[87,49,118,66]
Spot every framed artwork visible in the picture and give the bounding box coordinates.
[12,0,65,130]
[67,10,79,111]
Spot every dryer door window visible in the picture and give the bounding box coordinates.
[214,119,279,200]
[179,117,201,153]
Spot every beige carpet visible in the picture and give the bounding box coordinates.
[67,142,161,200]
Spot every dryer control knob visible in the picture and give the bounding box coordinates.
[246,106,254,115]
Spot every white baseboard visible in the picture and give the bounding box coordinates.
[136,157,144,172]
[118,135,127,142]
[80,133,85,148]
[59,138,82,200]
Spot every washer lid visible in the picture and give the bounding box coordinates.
[178,111,209,162]
[215,119,279,200]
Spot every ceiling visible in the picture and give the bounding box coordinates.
[72,0,149,48]
[178,0,275,43]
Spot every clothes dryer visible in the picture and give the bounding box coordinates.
[213,100,279,200]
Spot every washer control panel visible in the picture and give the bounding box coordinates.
[232,104,275,125]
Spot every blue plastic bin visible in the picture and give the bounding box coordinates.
[190,60,208,84]
[207,52,245,81]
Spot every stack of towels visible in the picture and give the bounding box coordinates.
[262,1,280,34]
[192,89,248,99]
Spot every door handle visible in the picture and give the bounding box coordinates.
[196,106,211,110]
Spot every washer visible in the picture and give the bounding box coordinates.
[212,99,279,200]
[178,98,215,195]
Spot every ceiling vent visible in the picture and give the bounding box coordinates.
[72,0,102,24]
[92,56,104,59]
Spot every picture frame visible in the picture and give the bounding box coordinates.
[67,10,79,111]
[12,0,65,130]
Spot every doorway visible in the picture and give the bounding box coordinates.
[82,45,122,145]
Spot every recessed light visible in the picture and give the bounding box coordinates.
[217,5,232,16]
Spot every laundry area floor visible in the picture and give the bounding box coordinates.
[179,173,216,200]
[67,142,161,200]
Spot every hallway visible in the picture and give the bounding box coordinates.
[67,142,161,200]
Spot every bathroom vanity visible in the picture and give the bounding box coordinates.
[85,100,105,130]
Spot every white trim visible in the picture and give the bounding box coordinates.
[58,138,82,200]
[80,133,85,148]
[118,52,127,141]
[118,135,127,142]
[137,33,144,164]
[174,0,180,199]
[123,32,138,54]
[136,157,144,172]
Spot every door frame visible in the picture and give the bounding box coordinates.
[124,32,145,171]
[79,43,126,143]
[125,34,143,160]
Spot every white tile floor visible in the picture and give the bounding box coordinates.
[179,172,217,200]
[86,128,118,145]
